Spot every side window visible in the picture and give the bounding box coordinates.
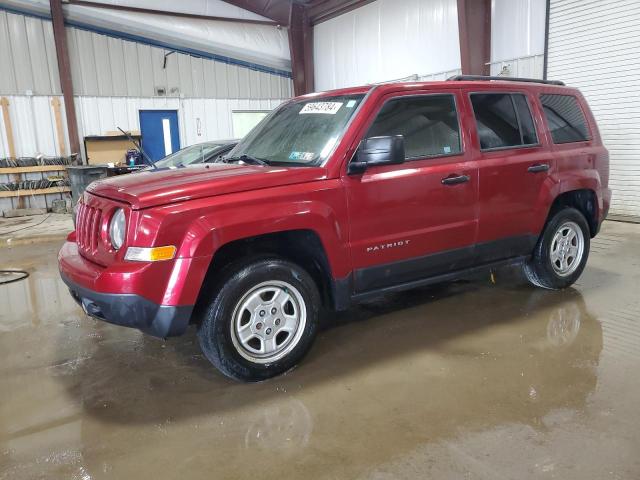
[366,95,461,159]
[470,93,539,150]
[540,94,590,144]
[513,94,538,145]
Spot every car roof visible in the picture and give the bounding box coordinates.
[301,78,577,100]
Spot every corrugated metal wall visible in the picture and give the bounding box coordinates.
[0,9,292,213]
[0,95,285,158]
[0,94,285,212]
[490,0,545,79]
[547,0,640,221]
[74,96,285,146]
[488,54,544,78]
[313,0,461,91]
[491,0,546,64]
[0,10,61,95]
[64,28,292,99]
[0,11,292,99]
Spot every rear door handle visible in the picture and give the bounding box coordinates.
[441,174,470,186]
[527,163,550,173]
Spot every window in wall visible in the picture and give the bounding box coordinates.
[366,94,461,159]
[540,94,590,144]
[471,93,539,150]
[232,110,270,138]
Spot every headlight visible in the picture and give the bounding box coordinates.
[109,208,126,250]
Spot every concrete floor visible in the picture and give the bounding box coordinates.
[0,214,73,248]
[0,220,639,480]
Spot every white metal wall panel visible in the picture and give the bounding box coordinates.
[313,0,461,91]
[0,94,287,159]
[0,93,285,212]
[491,0,546,62]
[41,19,61,95]
[72,96,286,146]
[0,11,293,99]
[2,0,291,71]
[488,54,544,78]
[548,0,640,220]
[0,13,18,93]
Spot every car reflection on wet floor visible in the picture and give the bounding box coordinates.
[0,221,639,480]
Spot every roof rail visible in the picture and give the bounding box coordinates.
[447,75,565,86]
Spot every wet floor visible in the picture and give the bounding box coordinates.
[1,220,639,479]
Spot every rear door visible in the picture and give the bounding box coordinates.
[343,90,479,293]
[467,90,553,261]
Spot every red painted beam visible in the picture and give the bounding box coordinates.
[457,0,491,75]
[288,3,314,95]
[50,0,81,157]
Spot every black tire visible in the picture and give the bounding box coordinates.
[197,257,320,382]
[523,207,590,290]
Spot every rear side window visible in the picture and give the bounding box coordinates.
[540,94,590,143]
[470,93,539,150]
[366,94,461,159]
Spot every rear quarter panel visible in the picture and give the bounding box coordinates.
[529,87,609,233]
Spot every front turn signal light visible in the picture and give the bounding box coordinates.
[124,245,177,262]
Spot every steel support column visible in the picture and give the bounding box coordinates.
[50,0,80,157]
[457,0,491,75]
[288,3,314,96]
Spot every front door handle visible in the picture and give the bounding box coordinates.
[528,163,550,173]
[441,174,470,186]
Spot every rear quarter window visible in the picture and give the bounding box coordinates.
[540,94,590,144]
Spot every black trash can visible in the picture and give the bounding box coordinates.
[67,165,109,204]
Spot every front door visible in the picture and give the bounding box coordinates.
[139,110,180,162]
[343,91,479,293]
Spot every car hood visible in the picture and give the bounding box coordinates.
[86,163,328,209]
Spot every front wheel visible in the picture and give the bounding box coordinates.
[523,207,590,290]
[198,257,320,382]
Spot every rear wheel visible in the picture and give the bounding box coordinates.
[197,257,320,382]
[523,207,590,289]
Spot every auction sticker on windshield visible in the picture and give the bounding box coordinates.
[299,102,343,114]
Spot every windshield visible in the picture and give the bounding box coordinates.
[227,94,365,166]
[155,144,222,168]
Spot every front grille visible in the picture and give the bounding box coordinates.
[76,202,102,255]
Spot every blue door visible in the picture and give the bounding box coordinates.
[139,110,180,162]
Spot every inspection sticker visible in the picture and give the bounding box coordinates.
[289,151,315,161]
[299,102,343,114]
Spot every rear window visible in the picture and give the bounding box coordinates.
[540,94,590,144]
[470,93,539,150]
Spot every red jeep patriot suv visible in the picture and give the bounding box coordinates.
[59,76,611,381]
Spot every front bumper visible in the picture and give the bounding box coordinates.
[58,240,193,338]
[62,273,192,337]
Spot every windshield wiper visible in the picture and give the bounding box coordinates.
[223,154,269,166]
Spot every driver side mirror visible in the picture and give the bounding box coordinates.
[348,135,405,174]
